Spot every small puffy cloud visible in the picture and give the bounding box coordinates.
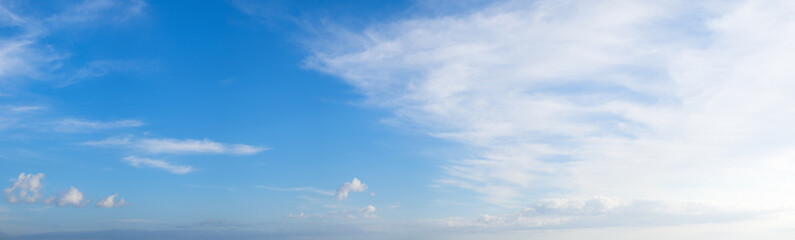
[86,137,268,155]
[96,193,128,208]
[123,156,194,174]
[361,205,377,218]
[336,178,367,201]
[57,186,88,207]
[287,213,308,219]
[3,173,45,204]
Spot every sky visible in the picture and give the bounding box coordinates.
[1,0,795,239]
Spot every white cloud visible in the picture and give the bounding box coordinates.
[63,59,155,86]
[425,196,764,229]
[530,196,621,215]
[56,186,88,207]
[312,205,380,220]
[123,156,194,174]
[309,0,795,218]
[3,105,45,113]
[96,193,128,208]
[0,1,147,134]
[361,205,377,218]
[53,118,143,132]
[47,0,146,27]
[3,172,45,204]
[136,138,267,155]
[336,178,368,200]
[83,136,132,146]
[0,0,146,85]
[86,137,268,155]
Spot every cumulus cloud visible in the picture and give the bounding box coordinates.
[336,178,367,200]
[96,193,128,208]
[309,0,795,216]
[86,137,268,155]
[56,186,88,207]
[123,156,194,174]
[361,205,377,218]
[3,173,45,204]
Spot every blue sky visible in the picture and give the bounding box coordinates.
[2,0,795,239]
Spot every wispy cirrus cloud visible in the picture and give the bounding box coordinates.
[61,59,157,86]
[46,0,147,28]
[123,156,194,175]
[86,137,268,155]
[0,0,148,137]
[136,138,267,155]
[307,0,795,231]
[0,0,147,85]
[53,118,143,132]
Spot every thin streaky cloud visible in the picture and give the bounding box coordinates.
[137,138,268,155]
[122,156,194,175]
[53,118,143,132]
[84,137,269,155]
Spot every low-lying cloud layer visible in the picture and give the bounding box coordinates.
[3,172,125,208]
